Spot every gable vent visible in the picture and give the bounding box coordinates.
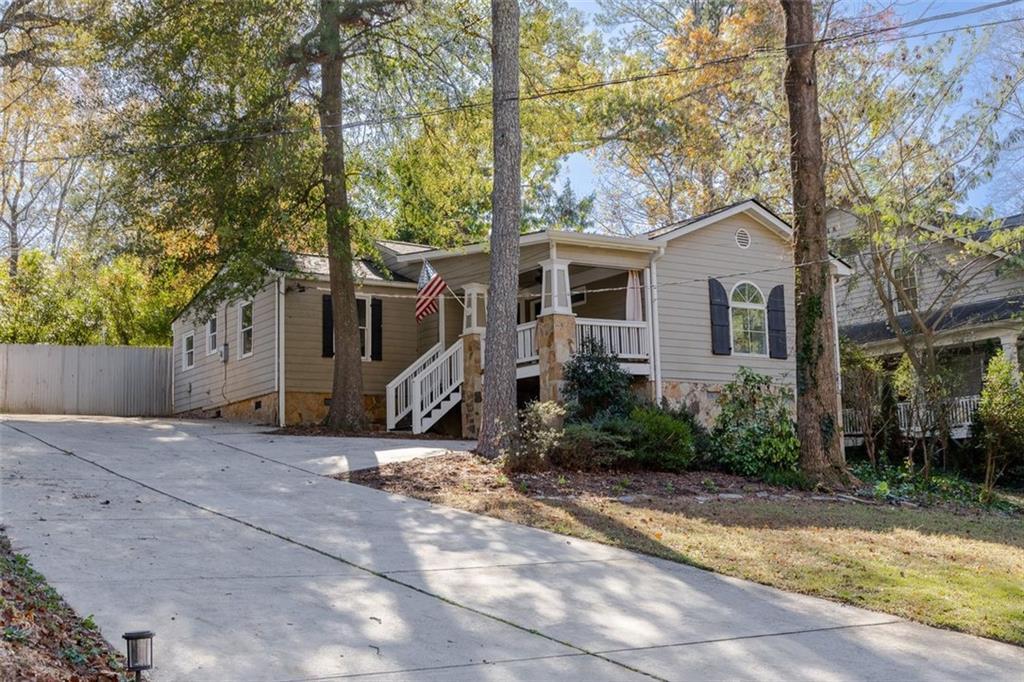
[735,228,751,249]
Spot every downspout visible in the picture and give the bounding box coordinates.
[650,247,665,403]
[277,275,286,428]
[829,268,842,431]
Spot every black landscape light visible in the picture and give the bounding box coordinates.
[123,630,155,681]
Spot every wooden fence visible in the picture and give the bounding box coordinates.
[0,344,172,417]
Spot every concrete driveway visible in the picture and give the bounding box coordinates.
[1,415,1021,681]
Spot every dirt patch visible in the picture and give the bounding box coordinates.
[0,532,124,681]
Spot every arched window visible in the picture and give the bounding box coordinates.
[730,282,767,356]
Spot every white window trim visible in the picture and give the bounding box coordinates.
[206,317,218,356]
[729,281,769,358]
[358,295,372,362]
[891,263,918,315]
[182,331,195,370]
[331,295,373,362]
[238,300,254,359]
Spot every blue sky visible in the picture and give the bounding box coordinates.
[558,1,1019,218]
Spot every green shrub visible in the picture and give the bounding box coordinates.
[629,406,696,472]
[977,350,1024,501]
[656,399,713,458]
[550,422,634,471]
[504,401,565,472]
[710,368,799,478]
[563,338,635,420]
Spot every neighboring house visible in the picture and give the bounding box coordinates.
[171,199,847,435]
[828,208,1024,438]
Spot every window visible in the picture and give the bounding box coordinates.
[730,282,767,356]
[357,297,369,361]
[182,332,195,370]
[238,300,254,358]
[892,263,918,314]
[206,317,218,355]
[571,287,587,307]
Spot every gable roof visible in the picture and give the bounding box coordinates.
[278,252,413,283]
[645,198,793,242]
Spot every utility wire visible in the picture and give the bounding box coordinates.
[3,7,1022,167]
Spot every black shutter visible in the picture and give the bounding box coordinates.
[708,278,731,355]
[767,285,788,359]
[321,295,334,358]
[371,298,383,361]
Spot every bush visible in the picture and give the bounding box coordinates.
[629,405,696,472]
[656,399,713,459]
[977,351,1024,501]
[562,338,635,420]
[710,368,799,478]
[504,401,565,472]
[550,422,634,471]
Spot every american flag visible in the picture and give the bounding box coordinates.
[415,260,446,322]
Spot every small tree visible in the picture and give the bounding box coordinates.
[892,353,957,480]
[562,338,634,421]
[977,351,1024,503]
[840,340,896,469]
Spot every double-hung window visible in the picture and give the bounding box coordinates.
[730,282,768,356]
[239,301,254,358]
[182,332,195,370]
[892,263,918,314]
[357,297,369,361]
[206,317,218,355]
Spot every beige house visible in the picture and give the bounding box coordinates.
[171,199,841,436]
[828,208,1024,439]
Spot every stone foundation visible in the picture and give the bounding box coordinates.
[179,392,386,428]
[660,380,724,426]
[461,333,484,439]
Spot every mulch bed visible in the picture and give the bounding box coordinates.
[0,532,124,681]
[343,451,828,503]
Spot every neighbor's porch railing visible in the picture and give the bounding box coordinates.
[843,394,980,438]
[575,318,649,360]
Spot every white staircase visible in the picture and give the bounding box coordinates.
[385,342,443,430]
[411,339,463,434]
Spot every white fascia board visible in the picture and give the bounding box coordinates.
[650,201,794,244]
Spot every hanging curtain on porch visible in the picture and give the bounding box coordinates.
[626,270,643,321]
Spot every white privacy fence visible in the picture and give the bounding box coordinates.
[0,344,172,417]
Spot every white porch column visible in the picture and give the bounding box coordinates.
[539,258,572,315]
[462,283,487,333]
[461,283,487,438]
[1000,332,1020,370]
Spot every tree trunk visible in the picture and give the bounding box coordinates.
[780,0,848,488]
[7,226,18,277]
[319,0,366,431]
[477,0,521,458]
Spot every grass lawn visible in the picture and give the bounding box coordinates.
[0,531,124,680]
[343,453,1024,646]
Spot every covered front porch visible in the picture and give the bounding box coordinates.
[386,231,661,435]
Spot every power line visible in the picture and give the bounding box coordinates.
[3,8,1022,168]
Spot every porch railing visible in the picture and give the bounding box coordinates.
[385,341,442,430]
[843,394,980,438]
[516,321,538,363]
[575,318,649,360]
[411,339,464,434]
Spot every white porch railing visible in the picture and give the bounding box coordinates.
[412,338,464,434]
[517,321,538,363]
[843,394,980,438]
[385,342,443,430]
[575,318,649,360]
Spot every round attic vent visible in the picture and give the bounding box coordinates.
[735,227,752,249]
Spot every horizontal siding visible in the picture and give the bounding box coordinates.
[656,214,797,386]
[555,243,651,270]
[172,280,277,412]
[828,209,1024,330]
[284,279,420,395]
[574,273,629,320]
